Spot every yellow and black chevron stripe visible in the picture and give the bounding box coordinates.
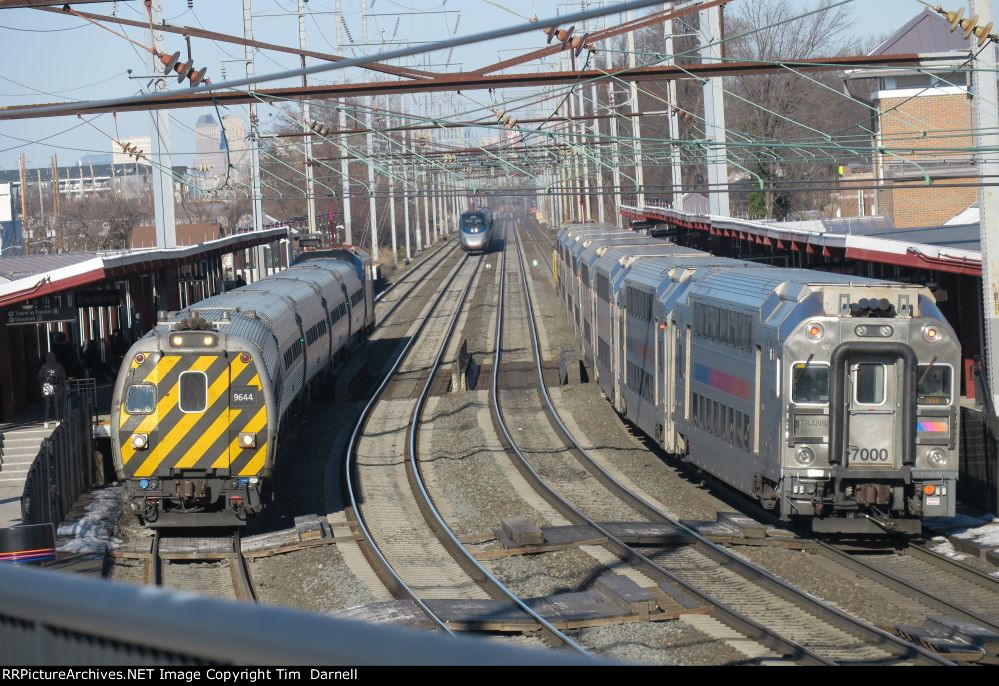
[118,352,268,479]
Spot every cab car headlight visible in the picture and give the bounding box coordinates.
[795,446,815,466]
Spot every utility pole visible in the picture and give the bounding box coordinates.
[590,59,605,222]
[334,0,352,244]
[50,155,60,218]
[406,125,420,254]
[243,0,266,279]
[149,1,177,248]
[18,153,28,255]
[577,1,593,221]
[971,0,999,409]
[403,148,412,259]
[387,112,398,263]
[361,4,379,263]
[605,1,623,226]
[626,8,645,208]
[298,0,317,235]
[700,4,729,216]
[664,6,683,211]
[36,169,44,223]
[430,172,439,239]
[422,169,431,247]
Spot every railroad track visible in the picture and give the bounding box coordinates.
[148,530,256,603]
[815,540,999,625]
[344,223,585,653]
[494,222,950,665]
[375,237,459,317]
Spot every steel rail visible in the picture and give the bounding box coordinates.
[813,539,999,629]
[405,221,589,654]
[508,222,954,666]
[231,530,257,603]
[147,530,257,603]
[343,250,471,635]
[908,540,999,587]
[148,530,162,587]
[374,236,458,308]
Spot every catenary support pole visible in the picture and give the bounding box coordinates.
[299,0,317,235]
[664,4,683,211]
[335,0,352,244]
[972,0,999,409]
[700,3,729,216]
[626,7,645,208]
[150,0,177,249]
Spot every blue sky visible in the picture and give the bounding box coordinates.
[0,0,993,170]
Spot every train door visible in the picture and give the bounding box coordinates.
[844,356,901,469]
[662,320,678,450]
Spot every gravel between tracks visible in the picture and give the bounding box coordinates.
[499,389,642,523]
[571,622,751,666]
[420,391,565,538]
[727,546,928,629]
[550,385,722,522]
[249,545,381,612]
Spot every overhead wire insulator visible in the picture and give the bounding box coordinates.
[160,51,181,75]
[557,26,575,50]
[943,6,965,31]
[939,5,998,45]
[974,21,995,46]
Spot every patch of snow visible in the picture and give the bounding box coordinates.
[951,518,999,548]
[56,486,122,555]
[930,539,968,561]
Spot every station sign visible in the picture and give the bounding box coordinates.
[7,305,75,326]
[6,295,75,326]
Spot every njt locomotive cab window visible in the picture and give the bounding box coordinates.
[855,364,885,405]
[791,363,829,404]
[125,384,156,415]
[917,365,951,405]
[179,372,208,413]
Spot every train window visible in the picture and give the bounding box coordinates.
[178,372,208,413]
[917,365,951,405]
[791,364,829,404]
[855,364,885,405]
[124,384,156,415]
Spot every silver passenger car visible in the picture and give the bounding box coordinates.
[555,227,960,535]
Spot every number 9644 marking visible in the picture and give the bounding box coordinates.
[849,447,889,463]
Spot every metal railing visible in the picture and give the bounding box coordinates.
[0,564,589,666]
[20,390,95,527]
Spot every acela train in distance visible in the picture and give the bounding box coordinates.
[459,208,494,253]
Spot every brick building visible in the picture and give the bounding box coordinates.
[847,9,982,228]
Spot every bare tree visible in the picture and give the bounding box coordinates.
[725,0,868,219]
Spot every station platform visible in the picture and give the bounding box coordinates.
[0,414,57,528]
[0,381,113,528]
